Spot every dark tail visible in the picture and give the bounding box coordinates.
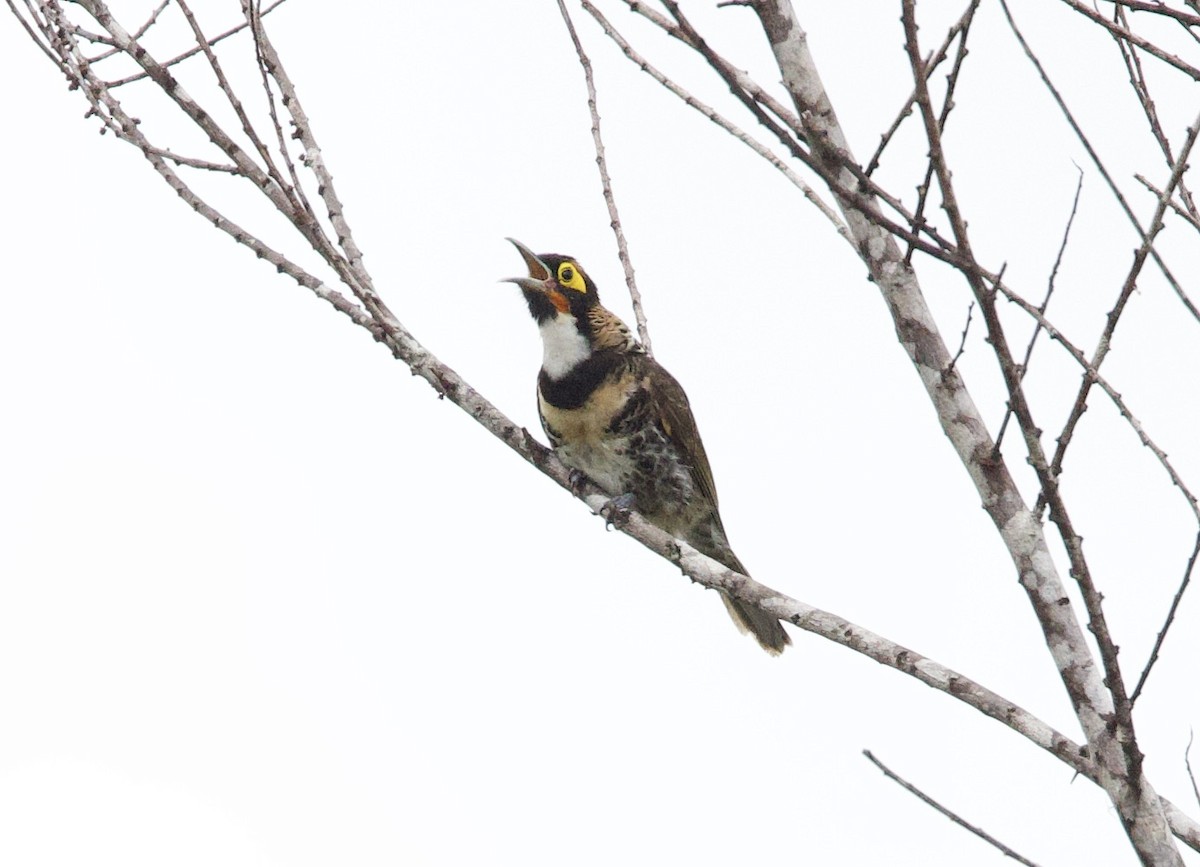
[719,592,792,655]
[689,517,792,655]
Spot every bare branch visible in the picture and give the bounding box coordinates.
[994,168,1083,454]
[1131,534,1200,704]
[904,0,979,264]
[992,278,1200,528]
[1136,174,1200,238]
[1189,731,1200,811]
[1044,115,1200,510]
[999,0,1187,321]
[241,1,376,307]
[581,1,852,246]
[1113,0,1200,27]
[176,0,287,191]
[863,750,1043,867]
[866,0,980,178]
[105,0,290,88]
[1111,6,1199,223]
[944,301,975,377]
[555,0,651,353]
[87,0,167,62]
[1057,0,1200,79]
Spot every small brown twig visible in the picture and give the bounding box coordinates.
[903,0,979,263]
[999,0,1185,320]
[1057,0,1200,80]
[1136,174,1200,238]
[863,750,1043,867]
[555,0,651,353]
[1043,114,1200,515]
[1113,0,1200,28]
[1131,532,1200,704]
[944,301,975,377]
[994,168,1084,455]
[867,0,980,178]
[1111,6,1199,223]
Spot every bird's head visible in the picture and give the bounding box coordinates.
[502,237,600,325]
[503,238,638,380]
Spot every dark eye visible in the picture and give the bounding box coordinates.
[561,266,574,282]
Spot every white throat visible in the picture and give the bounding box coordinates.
[538,313,591,380]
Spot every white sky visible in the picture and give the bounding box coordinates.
[2,2,1199,865]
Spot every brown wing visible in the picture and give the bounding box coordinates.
[642,356,721,513]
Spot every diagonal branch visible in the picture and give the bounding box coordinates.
[863,750,1043,867]
[1131,533,1200,704]
[1057,0,1200,79]
[999,0,1190,327]
[1044,116,1200,511]
[903,0,979,264]
[581,1,851,245]
[866,0,980,177]
[994,168,1084,455]
[103,0,290,88]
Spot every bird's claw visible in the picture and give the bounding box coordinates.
[599,492,637,530]
[568,468,589,496]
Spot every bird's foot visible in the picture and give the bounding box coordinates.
[567,468,590,497]
[598,492,637,530]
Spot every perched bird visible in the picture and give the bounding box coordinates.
[503,238,790,654]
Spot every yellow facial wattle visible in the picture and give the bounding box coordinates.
[557,261,587,293]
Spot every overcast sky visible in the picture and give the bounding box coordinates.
[3,2,1199,865]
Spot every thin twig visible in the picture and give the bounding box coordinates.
[1044,114,1200,514]
[246,0,322,250]
[1111,6,1199,222]
[622,0,983,271]
[555,0,651,353]
[1136,174,1200,236]
[1188,731,1200,811]
[242,0,376,308]
[581,1,852,247]
[1057,0,1200,80]
[148,146,241,173]
[863,750,1043,867]
[904,0,979,263]
[867,0,980,178]
[999,0,1188,325]
[993,276,1200,528]
[1131,533,1200,704]
[105,0,289,88]
[944,301,975,378]
[1113,0,1200,27]
[994,168,1084,454]
[177,0,286,189]
[87,0,168,62]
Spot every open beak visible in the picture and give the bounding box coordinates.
[502,238,552,292]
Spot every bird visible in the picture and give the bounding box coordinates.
[502,238,791,654]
